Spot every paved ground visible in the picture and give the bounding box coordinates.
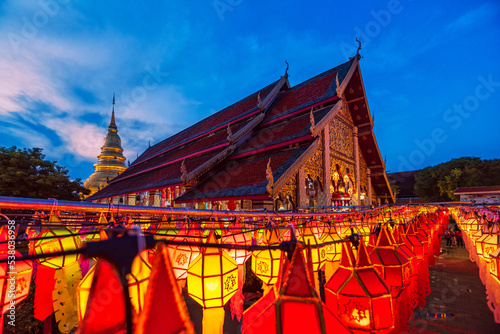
[408,240,500,334]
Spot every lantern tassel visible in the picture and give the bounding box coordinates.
[230,265,245,321]
[52,262,82,333]
[203,307,225,334]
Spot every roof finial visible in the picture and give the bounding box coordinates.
[181,160,187,184]
[355,38,362,59]
[266,158,274,196]
[285,60,289,77]
[109,93,117,130]
[309,108,316,136]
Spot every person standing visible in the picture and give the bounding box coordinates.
[444,228,453,248]
[455,229,464,248]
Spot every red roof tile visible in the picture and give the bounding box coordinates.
[110,120,247,183]
[133,81,278,165]
[237,106,331,154]
[176,145,310,202]
[88,153,213,199]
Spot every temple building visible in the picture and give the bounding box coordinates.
[87,53,394,209]
[83,96,127,198]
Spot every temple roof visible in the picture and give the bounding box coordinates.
[177,144,311,202]
[87,58,394,203]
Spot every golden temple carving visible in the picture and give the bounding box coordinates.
[329,120,354,160]
[305,144,324,185]
[276,174,296,209]
[304,143,324,206]
[359,150,368,193]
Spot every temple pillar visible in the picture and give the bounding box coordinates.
[367,169,372,206]
[153,190,161,207]
[127,194,136,206]
[353,126,360,205]
[322,128,331,207]
[298,166,307,207]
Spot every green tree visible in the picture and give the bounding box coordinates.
[388,177,400,199]
[0,146,89,201]
[414,157,500,202]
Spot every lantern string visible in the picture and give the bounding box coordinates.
[0,228,372,263]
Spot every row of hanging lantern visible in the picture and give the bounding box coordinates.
[452,207,500,323]
[0,205,452,333]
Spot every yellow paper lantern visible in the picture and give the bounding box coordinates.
[155,222,179,240]
[76,263,95,322]
[83,230,101,243]
[490,248,500,281]
[480,234,500,262]
[31,228,83,269]
[251,228,282,285]
[299,225,326,272]
[321,225,342,262]
[187,231,238,308]
[128,250,152,314]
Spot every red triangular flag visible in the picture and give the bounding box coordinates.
[376,225,393,247]
[34,265,56,321]
[135,244,194,333]
[79,260,126,334]
[356,242,372,267]
[282,244,316,298]
[340,243,355,268]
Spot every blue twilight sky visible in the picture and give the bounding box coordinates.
[0,0,499,181]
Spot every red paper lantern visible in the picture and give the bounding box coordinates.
[0,251,33,314]
[392,225,419,313]
[370,225,411,292]
[325,242,394,333]
[369,225,412,331]
[243,243,351,333]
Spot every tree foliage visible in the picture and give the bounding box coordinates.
[414,157,500,202]
[0,146,89,201]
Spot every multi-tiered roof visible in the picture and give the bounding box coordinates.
[87,56,393,204]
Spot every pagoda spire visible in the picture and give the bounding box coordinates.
[109,93,117,130]
[83,93,127,198]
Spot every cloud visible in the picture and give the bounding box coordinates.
[43,117,104,160]
[446,3,496,32]
[0,1,201,173]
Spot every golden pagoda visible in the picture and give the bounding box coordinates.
[83,95,127,199]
